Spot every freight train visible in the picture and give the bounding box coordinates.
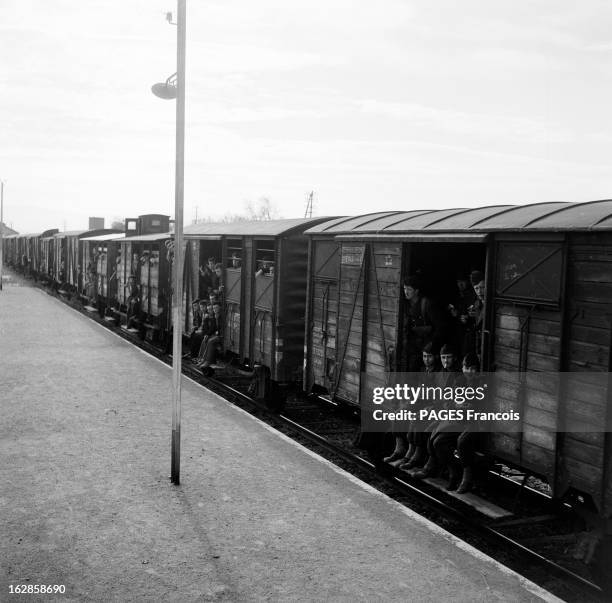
[4,200,612,573]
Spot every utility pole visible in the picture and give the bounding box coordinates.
[304,190,314,218]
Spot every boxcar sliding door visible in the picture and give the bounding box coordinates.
[306,238,340,392]
[333,241,401,405]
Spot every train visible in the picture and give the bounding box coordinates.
[3,200,612,572]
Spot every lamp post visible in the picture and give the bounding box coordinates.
[152,0,186,485]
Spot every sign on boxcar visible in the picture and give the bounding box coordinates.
[341,245,364,265]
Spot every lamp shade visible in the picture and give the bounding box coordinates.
[151,82,177,100]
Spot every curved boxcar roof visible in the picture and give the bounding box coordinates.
[119,232,171,242]
[183,217,336,238]
[81,233,126,242]
[53,230,87,238]
[54,229,121,240]
[305,200,612,234]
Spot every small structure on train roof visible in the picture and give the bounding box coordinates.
[124,214,170,237]
[88,217,105,230]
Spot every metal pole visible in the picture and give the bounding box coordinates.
[171,0,187,485]
[0,180,4,292]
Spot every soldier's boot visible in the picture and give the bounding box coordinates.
[413,456,437,479]
[401,443,415,461]
[383,437,408,463]
[401,446,426,470]
[446,461,462,491]
[456,467,474,494]
[390,443,415,467]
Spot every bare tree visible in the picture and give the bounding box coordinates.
[193,197,281,224]
[245,197,279,221]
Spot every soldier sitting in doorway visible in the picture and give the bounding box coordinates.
[187,299,203,357]
[413,343,462,485]
[384,275,448,465]
[196,302,224,375]
[398,342,440,470]
[126,281,141,330]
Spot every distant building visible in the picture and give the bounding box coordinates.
[88,216,105,230]
[1,222,17,236]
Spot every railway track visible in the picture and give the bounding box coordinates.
[193,377,605,602]
[17,272,608,602]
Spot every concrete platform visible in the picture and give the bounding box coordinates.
[0,284,561,602]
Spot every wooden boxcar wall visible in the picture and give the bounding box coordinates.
[29,237,41,274]
[305,238,341,392]
[334,241,401,404]
[489,234,567,490]
[488,232,612,513]
[566,232,612,515]
[41,238,55,278]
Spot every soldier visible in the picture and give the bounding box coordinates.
[399,342,440,470]
[126,281,141,330]
[413,343,462,483]
[456,353,483,493]
[197,302,224,375]
[401,275,448,372]
[464,270,485,359]
[448,272,476,357]
[199,257,216,295]
[187,299,203,357]
[385,276,446,465]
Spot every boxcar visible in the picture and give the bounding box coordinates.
[113,215,171,331]
[80,232,126,310]
[183,217,334,383]
[304,200,612,533]
[51,229,119,292]
[117,231,171,340]
[40,231,58,281]
[3,234,19,267]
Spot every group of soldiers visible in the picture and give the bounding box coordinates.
[385,269,487,494]
[187,257,226,375]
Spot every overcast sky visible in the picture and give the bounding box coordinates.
[3,0,612,232]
